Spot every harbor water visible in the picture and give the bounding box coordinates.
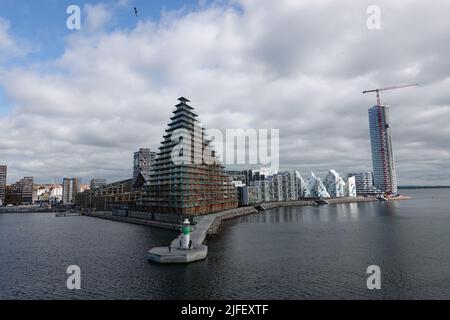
[1,189,449,299]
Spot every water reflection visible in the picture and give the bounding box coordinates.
[349,203,359,220]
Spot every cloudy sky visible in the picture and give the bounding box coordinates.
[0,0,449,185]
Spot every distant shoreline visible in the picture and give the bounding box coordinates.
[399,186,450,189]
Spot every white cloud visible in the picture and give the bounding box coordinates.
[116,0,131,7]
[84,4,113,32]
[0,0,449,185]
[0,17,28,61]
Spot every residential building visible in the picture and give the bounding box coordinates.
[133,148,156,184]
[231,180,245,188]
[62,178,79,204]
[4,176,34,205]
[225,170,265,186]
[21,177,33,204]
[251,180,271,202]
[139,97,238,222]
[90,179,107,190]
[345,176,357,197]
[296,172,310,198]
[5,186,21,205]
[34,184,63,203]
[225,171,247,185]
[75,179,139,212]
[347,172,382,196]
[267,174,283,201]
[49,185,63,203]
[0,165,6,206]
[306,172,330,198]
[238,186,261,206]
[280,171,297,201]
[323,169,346,197]
[368,105,398,195]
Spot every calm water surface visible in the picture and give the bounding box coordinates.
[1,189,449,299]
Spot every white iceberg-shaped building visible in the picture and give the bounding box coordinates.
[296,171,311,198]
[323,169,346,197]
[345,176,357,197]
[306,172,330,198]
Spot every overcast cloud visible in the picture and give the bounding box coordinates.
[0,0,449,185]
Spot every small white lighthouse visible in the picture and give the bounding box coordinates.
[180,218,191,249]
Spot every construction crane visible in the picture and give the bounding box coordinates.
[363,83,418,106]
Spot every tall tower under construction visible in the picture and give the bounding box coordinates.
[140,97,238,222]
[368,105,398,195]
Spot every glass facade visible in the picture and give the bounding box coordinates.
[368,105,398,195]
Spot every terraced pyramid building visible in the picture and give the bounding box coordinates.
[140,97,238,223]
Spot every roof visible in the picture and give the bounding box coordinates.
[178,97,191,103]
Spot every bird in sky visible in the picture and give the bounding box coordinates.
[134,7,138,17]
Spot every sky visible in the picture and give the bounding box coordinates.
[0,0,449,185]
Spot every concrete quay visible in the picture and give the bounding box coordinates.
[386,195,412,201]
[256,200,316,211]
[0,205,52,214]
[82,211,181,231]
[326,196,378,204]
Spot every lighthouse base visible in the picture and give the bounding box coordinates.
[147,245,208,264]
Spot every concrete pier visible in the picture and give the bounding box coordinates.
[147,207,258,264]
[147,245,208,263]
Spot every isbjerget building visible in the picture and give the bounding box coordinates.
[139,97,238,222]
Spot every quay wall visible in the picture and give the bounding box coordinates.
[83,211,181,231]
[206,207,259,236]
[81,195,411,237]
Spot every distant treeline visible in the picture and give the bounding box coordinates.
[399,186,450,189]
